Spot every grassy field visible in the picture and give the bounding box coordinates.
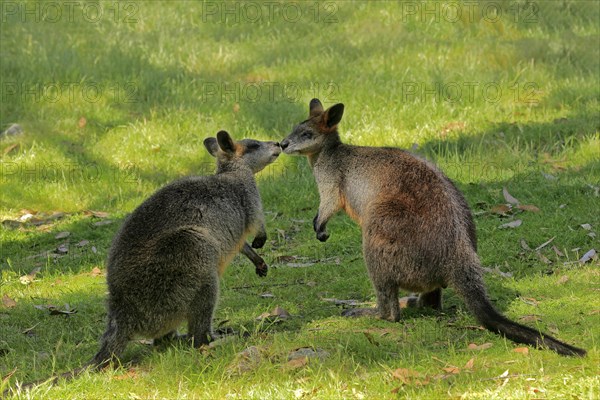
[1,0,599,398]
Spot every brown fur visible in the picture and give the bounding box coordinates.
[280,99,586,357]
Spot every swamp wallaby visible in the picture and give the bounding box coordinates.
[92,131,280,362]
[280,99,586,357]
[7,131,280,395]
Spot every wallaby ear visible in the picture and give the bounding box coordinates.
[203,137,219,157]
[216,130,236,154]
[309,98,324,117]
[322,103,344,128]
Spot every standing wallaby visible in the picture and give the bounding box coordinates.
[91,131,280,365]
[6,131,280,396]
[280,99,586,357]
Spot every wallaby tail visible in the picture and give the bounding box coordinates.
[452,260,586,357]
[3,317,128,397]
[1,365,90,398]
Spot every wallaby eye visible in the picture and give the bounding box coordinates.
[301,131,312,139]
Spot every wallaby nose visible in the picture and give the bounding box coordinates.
[280,140,289,150]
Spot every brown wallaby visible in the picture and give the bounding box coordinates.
[6,131,280,395]
[280,99,586,357]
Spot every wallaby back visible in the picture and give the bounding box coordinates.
[281,99,585,357]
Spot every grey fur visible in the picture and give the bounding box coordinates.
[280,99,585,357]
[91,131,281,368]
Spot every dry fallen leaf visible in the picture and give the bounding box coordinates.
[288,347,329,362]
[20,267,41,285]
[113,369,138,380]
[579,249,597,263]
[536,251,552,265]
[2,295,17,308]
[93,220,113,227]
[78,117,87,129]
[552,245,564,258]
[321,298,362,307]
[513,347,529,355]
[286,357,308,369]
[54,231,71,240]
[519,297,539,306]
[580,223,592,231]
[256,306,291,322]
[34,304,77,316]
[491,204,511,216]
[273,255,297,263]
[86,210,109,218]
[2,143,19,156]
[557,275,569,284]
[228,346,263,374]
[467,342,493,351]
[392,368,430,385]
[442,366,460,374]
[535,237,555,251]
[464,358,475,370]
[90,267,103,277]
[286,262,315,268]
[55,244,69,255]
[499,219,522,229]
[503,187,520,205]
[520,239,532,251]
[517,204,540,212]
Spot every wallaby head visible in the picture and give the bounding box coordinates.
[280,99,345,156]
[204,130,281,173]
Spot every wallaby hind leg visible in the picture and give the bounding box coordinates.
[187,271,219,348]
[342,276,401,322]
[374,280,401,322]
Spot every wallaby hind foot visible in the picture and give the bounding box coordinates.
[341,308,379,318]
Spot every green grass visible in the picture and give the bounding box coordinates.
[1,1,599,398]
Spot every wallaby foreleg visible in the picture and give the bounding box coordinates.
[241,242,268,277]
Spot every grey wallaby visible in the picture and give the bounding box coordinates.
[280,99,586,357]
[7,131,280,395]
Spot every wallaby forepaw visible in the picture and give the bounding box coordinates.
[316,231,330,242]
[255,261,268,277]
[252,235,267,249]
